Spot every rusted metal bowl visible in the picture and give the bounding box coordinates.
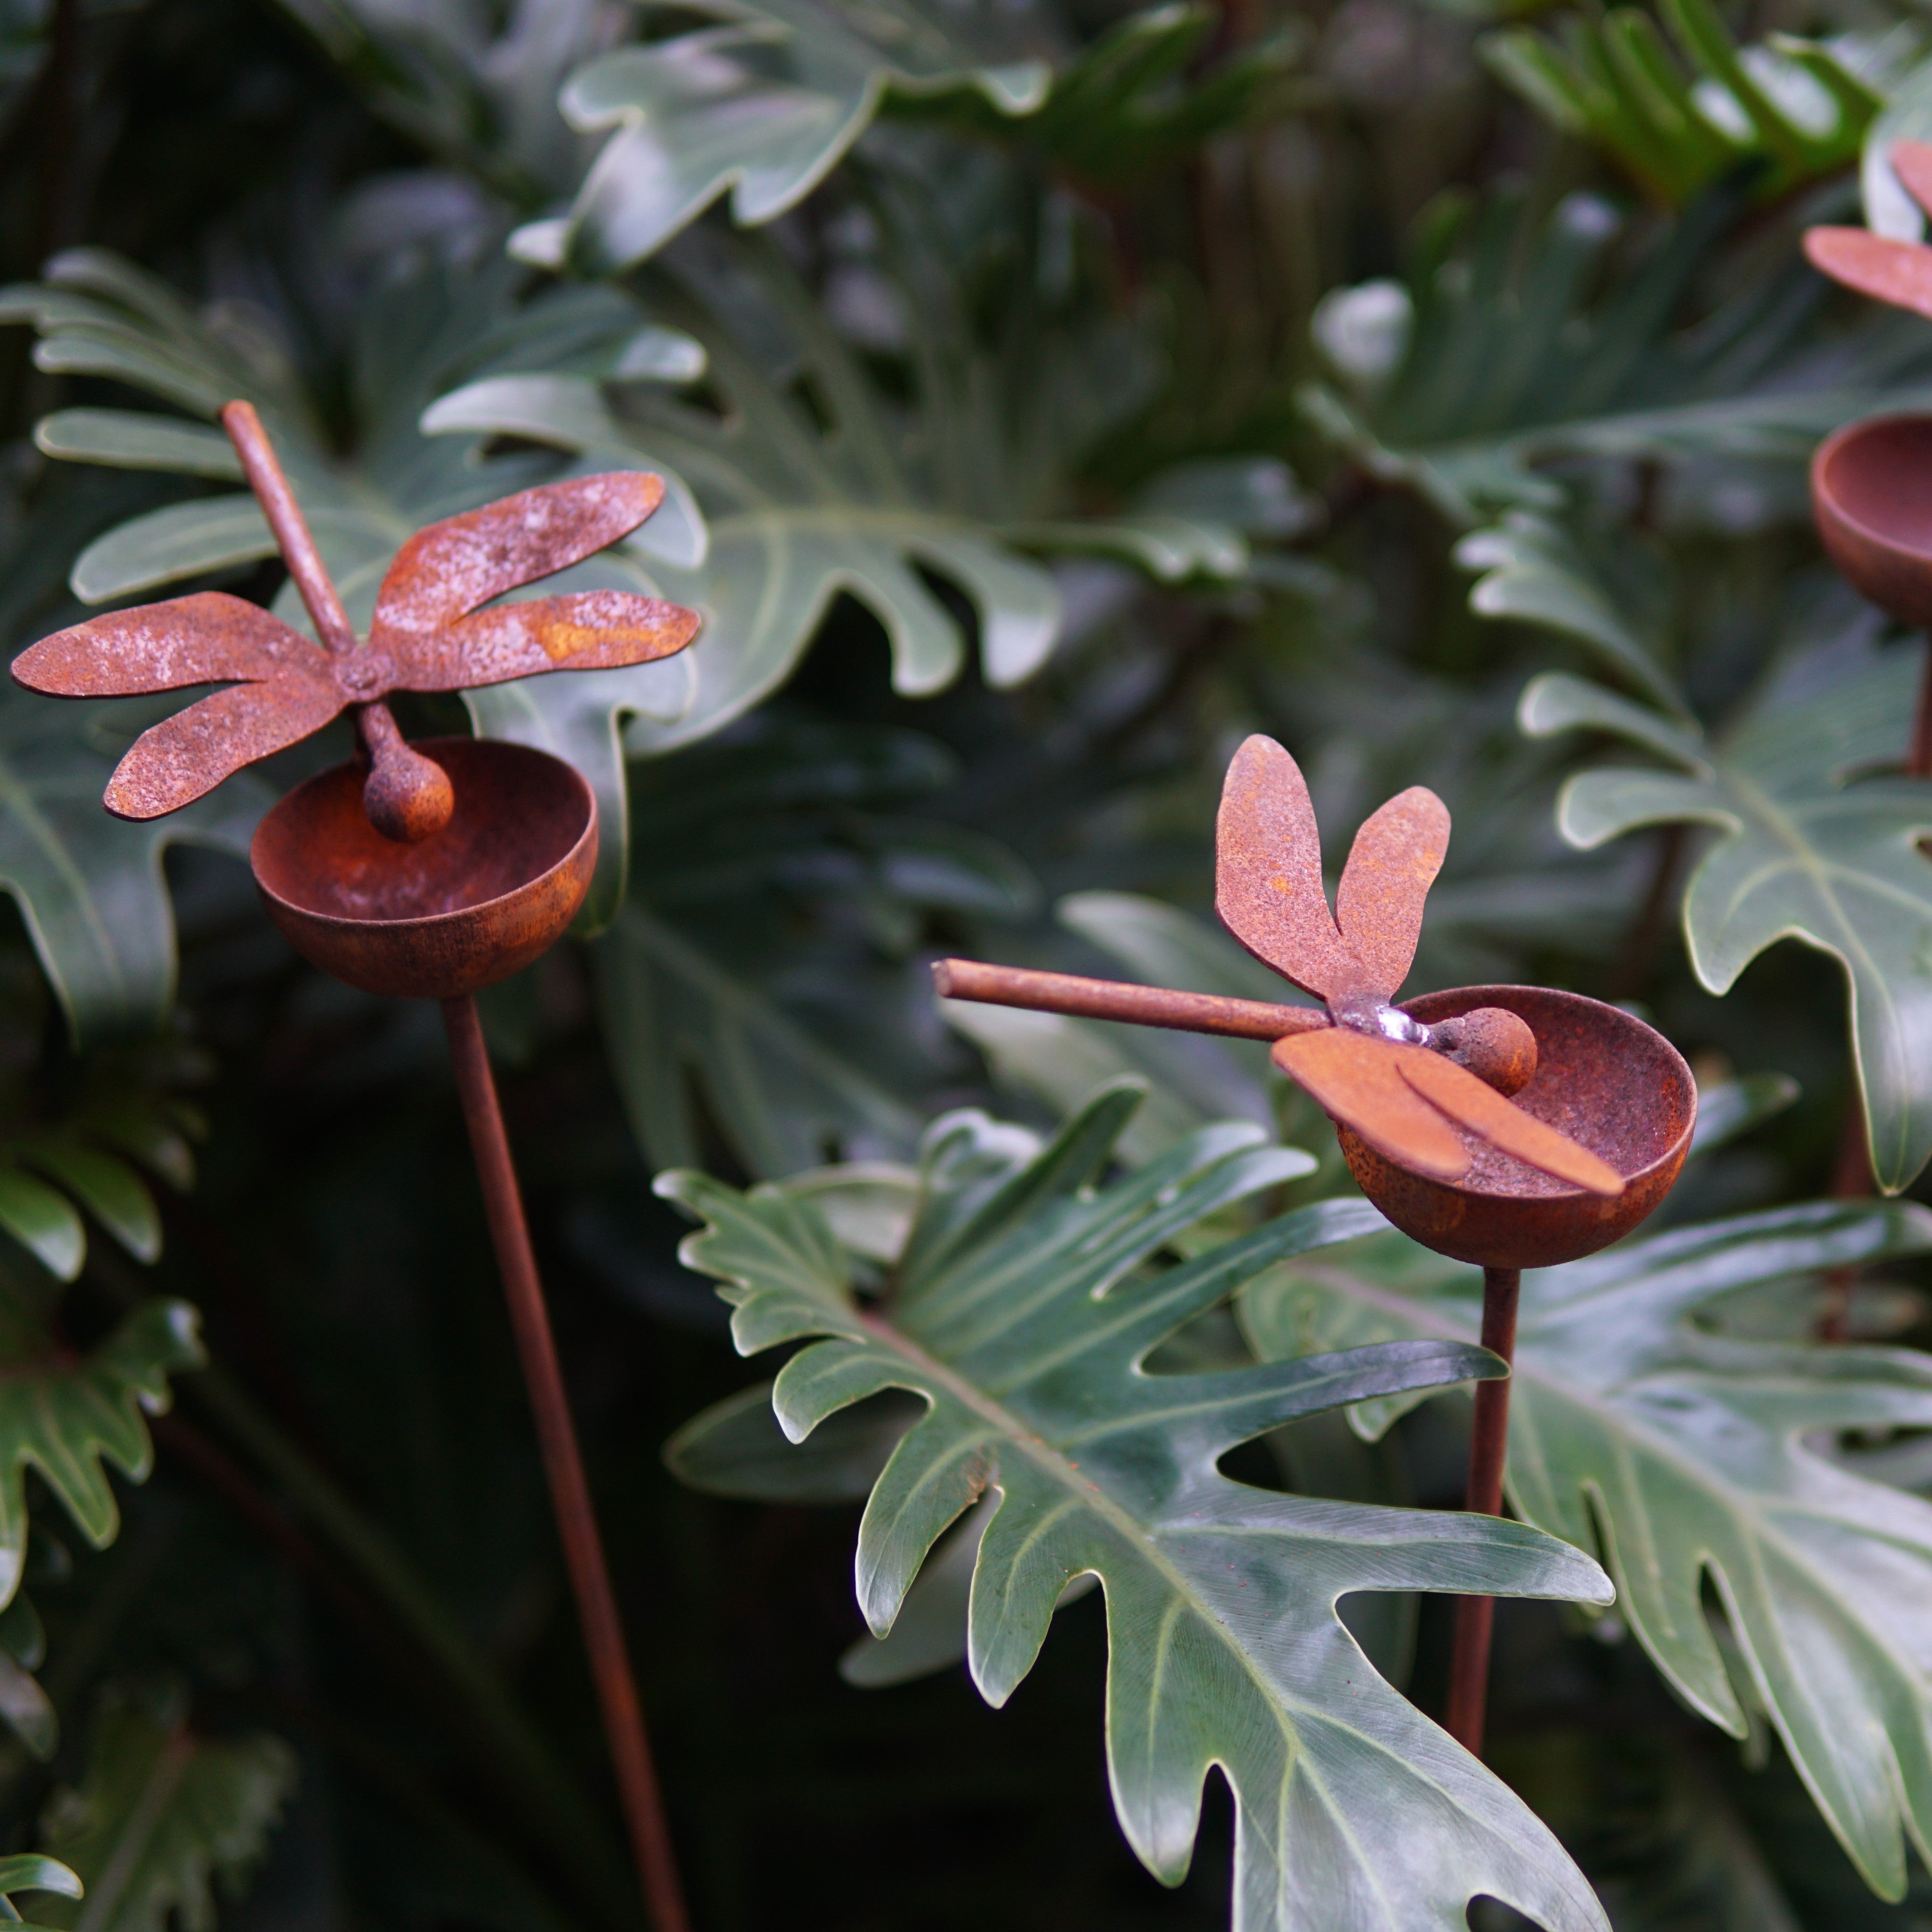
[1812,414,1932,627]
[1336,985,1695,1270]
[251,736,595,1000]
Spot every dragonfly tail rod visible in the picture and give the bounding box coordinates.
[931,958,1327,1042]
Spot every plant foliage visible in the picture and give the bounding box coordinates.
[662,1082,1616,1931]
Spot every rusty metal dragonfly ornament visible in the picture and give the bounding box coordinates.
[937,733,1696,1759]
[10,401,700,1932]
[15,401,698,842]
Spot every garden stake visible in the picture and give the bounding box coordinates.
[10,402,702,1932]
[1805,139,1932,779]
[1793,154,1932,1330]
[936,734,1695,1754]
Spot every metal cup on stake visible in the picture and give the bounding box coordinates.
[936,735,1696,1754]
[13,401,700,1932]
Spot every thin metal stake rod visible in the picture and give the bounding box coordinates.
[442,995,691,1932]
[1444,1265,1521,1757]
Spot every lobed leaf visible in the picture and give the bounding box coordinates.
[662,1083,1618,1932]
[1513,576,1932,1189]
[0,1300,202,1610]
[37,1682,294,1932]
[1241,1201,1932,1902]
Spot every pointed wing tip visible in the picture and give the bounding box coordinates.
[10,639,98,696]
[102,782,173,821]
[573,468,667,540]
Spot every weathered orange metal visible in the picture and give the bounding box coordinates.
[930,958,1327,1040]
[933,731,1697,1765]
[1339,985,1692,1271]
[251,737,596,999]
[939,735,1691,1234]
[12,400,699,839]
[1805,139,1932,322]
[8,402,699,1932]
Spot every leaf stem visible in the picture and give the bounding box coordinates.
[1911,634,1932,780]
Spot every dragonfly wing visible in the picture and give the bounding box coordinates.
[1273,1027,1468,1182]
[368,474,668,659]
[1892,140,1932,221]
[1395,1048,1623,1196]
[399,592,702,691]
[14,593,324,697]
[1334,785,1449,1001]
[1216,734,1364,1000]
[1803,228,1932,323]
[104,673,344,820]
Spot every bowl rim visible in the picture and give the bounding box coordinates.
[1393,981,1697,1202]
[1812,410,1932,563]
[250,737,596,935]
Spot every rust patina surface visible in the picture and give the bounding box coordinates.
[6,400,700,1928]
[938,733,1695,1271]
[13,401,699,837]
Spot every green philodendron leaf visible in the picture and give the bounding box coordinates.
[0,685,269,1047]
[1239,1201,1932,1903]
[0,1300,203,1610]
[661,1082,1617,1932]
[510,0,1057,274]
[666,1379,919,1501]
[1453,513,1687,715]
[905,3,1305,184]
[1,249,706,930]
[1519,618,1932,1190]
[0,1594,57,1763]
[429,232,1247,746]
[1481,0,1891,208]
[598,717,1033,1180]
[596,905,923,1178]
[37,1681,295,1932]
[0,1854,82,1912]
[1299,185,1932,523]
[266,0,613,205]
[0,1081,202,1280]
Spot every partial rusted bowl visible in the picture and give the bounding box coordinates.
[251,737,595,1000]
[1335,985,1695,1271]
[1812,414,1932,628]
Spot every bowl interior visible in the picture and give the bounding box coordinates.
[253,737,590,925]
[1402,985,1691,1198]
[1816,415,1932,565]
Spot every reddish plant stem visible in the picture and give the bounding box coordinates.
[1912,635,1932,779]
[1445,1265,1521,1758]
[933,957,1325,1042]
[441,994,690,1932]
[1819,1105,1877,1341]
